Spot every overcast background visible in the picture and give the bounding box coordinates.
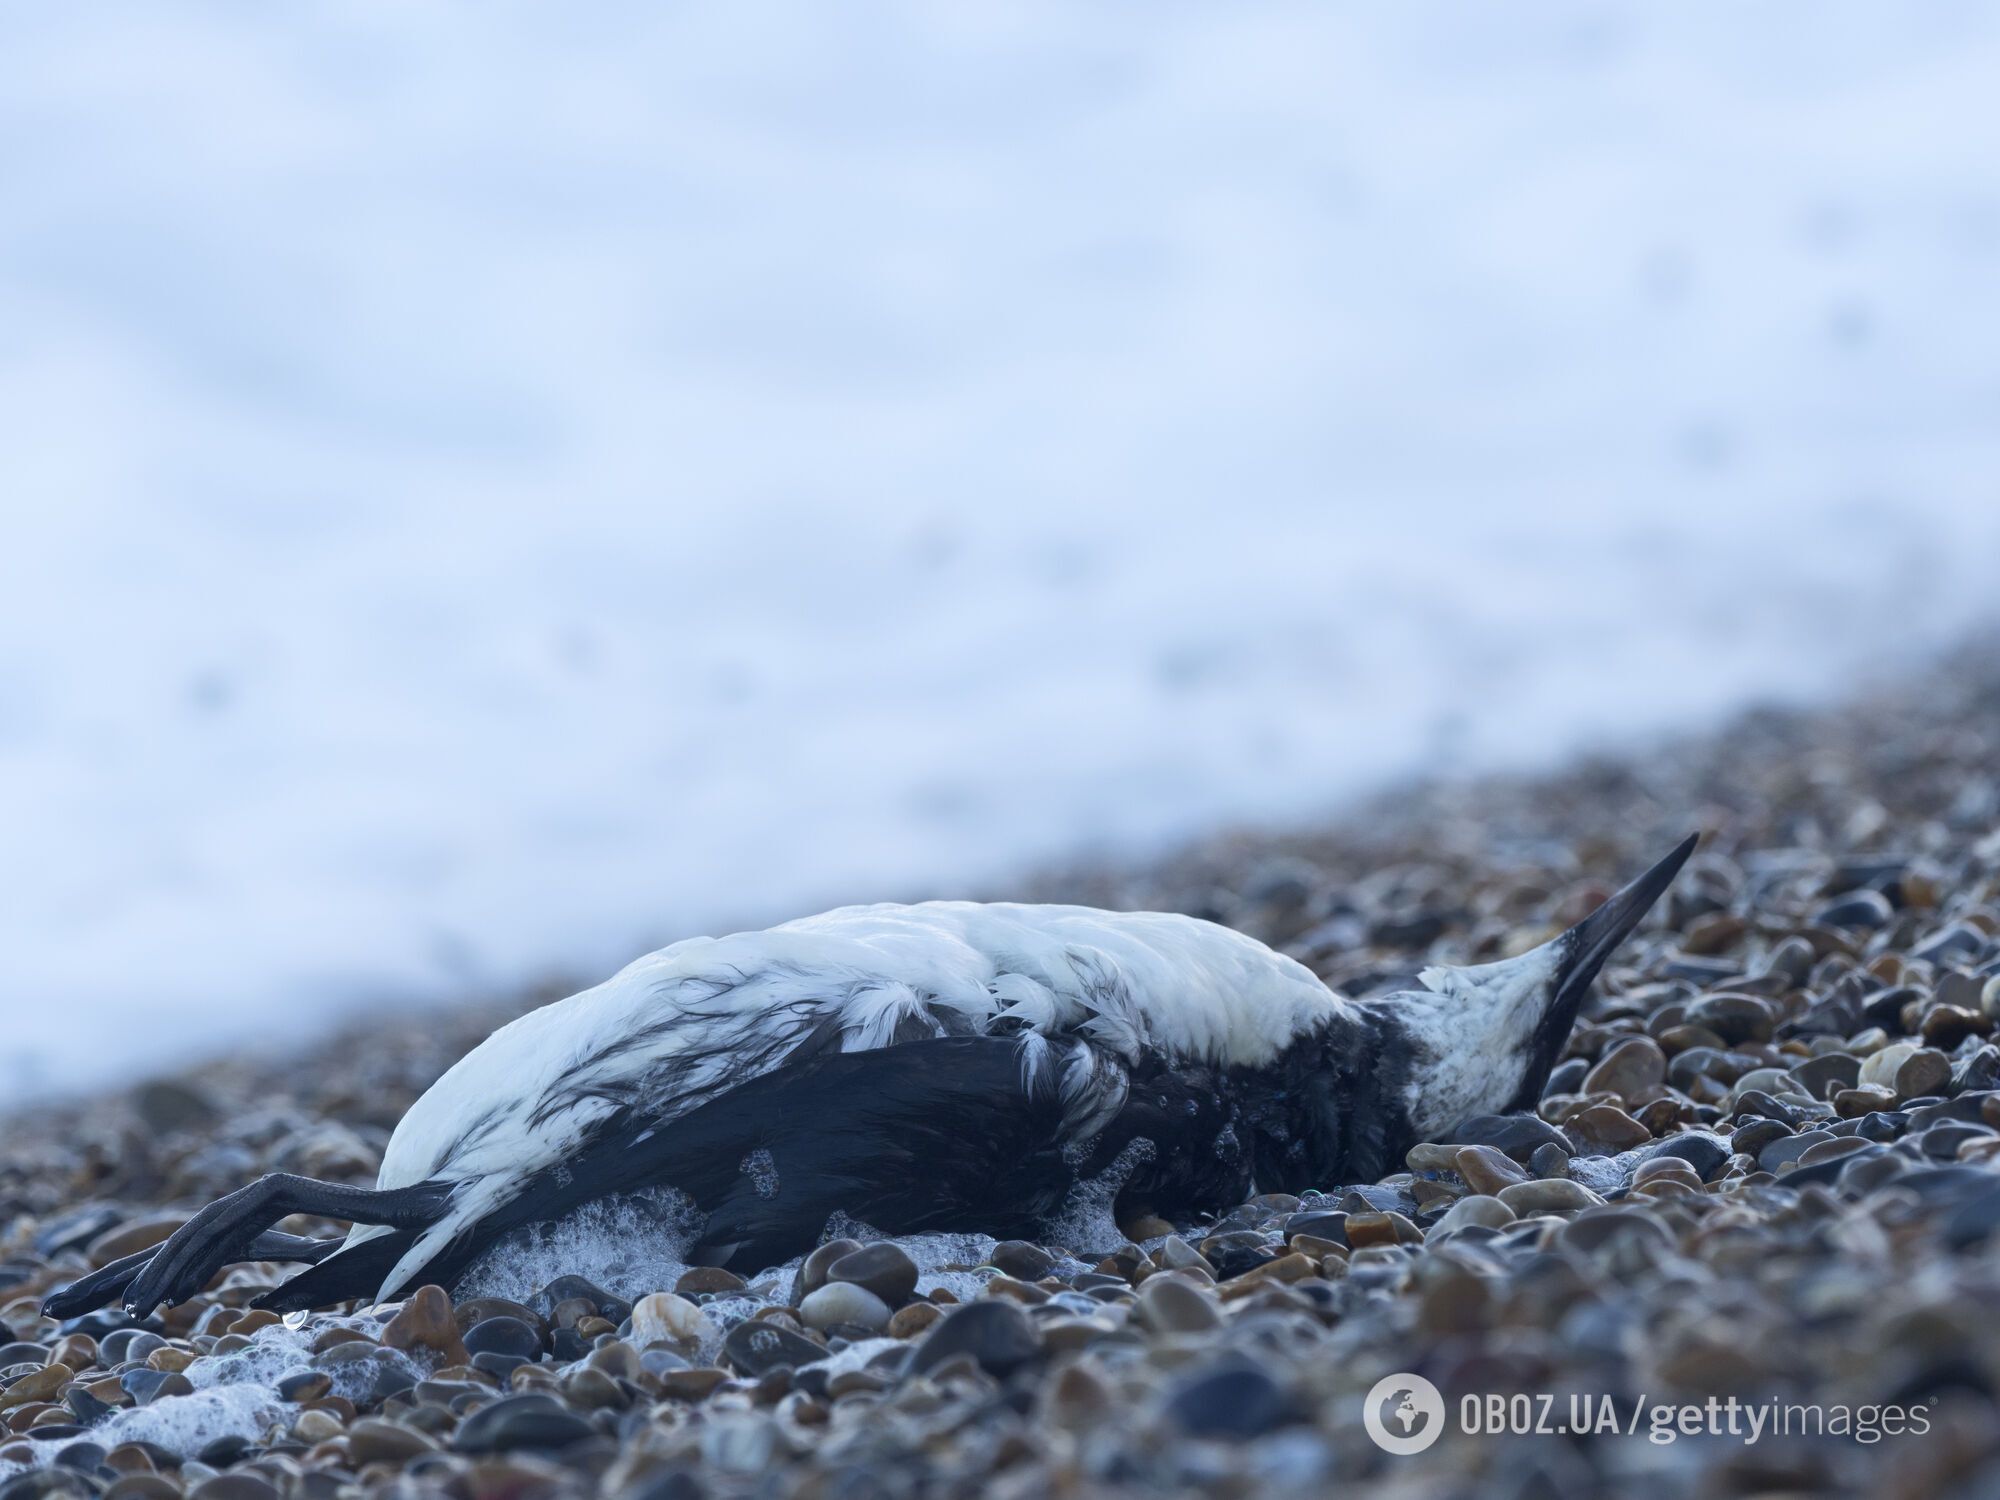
[4,2,1998,1094]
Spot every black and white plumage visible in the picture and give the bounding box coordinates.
[47,836,1696,1319]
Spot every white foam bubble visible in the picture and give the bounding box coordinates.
[1040,1137,1156,1256]
[740,1149,780,1200]
[0,1314,426,1475]
[455,1186,704,1302]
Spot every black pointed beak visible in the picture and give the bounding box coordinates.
[1550,833,1699,1015]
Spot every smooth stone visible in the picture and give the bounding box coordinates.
[1759,1129,1833,1172]
[792,1239,864,1304]
[1161,1357,1293,1439]
[0,1364,72,1412]
[1837,1084,1898,1117]
[1453,1145,1529,1194]
[826,1243,920,1307]
[119,1370,191,1406]
[1641,1131,1731,1180]
[1686,994,1776,1044]
[1582,1037,1668,1098]
[1136,1275,1222,1334]
[907,1301,1042,1378]
[628,1294,715,1352]
[85,1219,186,1268]
[451,1298,545,1341]
[462,1317,542,1362]
[1790,1052,1863,1099]
[672,1268,746,1297]
[657,1367,729,1401]
[1426,1196,1516,1238]
[1859,1042,1921,1092]
[346,1417,438,1464]
[1445,1114,1572,1161]
[987,1241,1057,1280]
[450,1394,595,1453]
[1158,1235,1216,1272]
[720,1321,826,1378]
[1497,1180,1605,1213]
[381,1286,469,1368]
[1730,1118,1793,1157]
[886,1303,942,1339]
[530,1277,632,1326]
[1529,1142,1573,1179]
[798,1283,891,1334]
[1570,1104,1652,1151]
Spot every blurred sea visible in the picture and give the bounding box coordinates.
[4,3,1998,1094]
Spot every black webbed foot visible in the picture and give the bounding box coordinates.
[97,1173,450,1317]
[41,1229,338,1320]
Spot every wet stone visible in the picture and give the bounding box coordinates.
[1445,1114,1572,1161]
[1161,1357,1293,1440]
[672,1267,745,1297]
[798,1283,891,1333]
[451,1393,596,1454]
[1453,1144,1529,1194]
[628,1293,713,1352]
[791,1239,865,1305]
[827,1242,920,1307]
[987,1241,1057,1280]
[721,1321,826,1378]
[1497,1180,1605,1214]
[1582,1036,1668,1099]
[1136,1275,1222,1334]
[908,1301,1042,1378]
[531,1277,631,1326]
[381,1286,469,1368]
[463,1316,543,1362]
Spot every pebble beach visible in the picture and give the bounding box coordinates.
[7,638,2000,1499]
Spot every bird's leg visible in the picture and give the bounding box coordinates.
[115,1174,450,1317]
[41,1229,340,1320]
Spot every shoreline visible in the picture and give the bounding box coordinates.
[4,637,1999,1495]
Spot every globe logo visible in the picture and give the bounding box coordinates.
[1363,1372,1446,1454]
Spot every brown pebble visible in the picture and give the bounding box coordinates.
[381,1285,470,1367]
[1571,1104,1653,1151]
[793,1238,864,1304]
[1040,1361,1115,1433]
[86,1217,187,1267]
[1497,1180,1605,1213]
[887,1303,942,1338]
[291,1409,344,1443]
[0,1364,72,1413]
[674,1266,747,1296]
[1582,1036,1668,1098]
[47,1335,98,1372]
[308,1327,373,1355]
[1836,1083,1898,1117]
[102,1445,157,1476]
[1454,1144,1531,1194]
[1227,1251,1316,1286]
[657,1367,729,1401]
[347,1416,439,1465]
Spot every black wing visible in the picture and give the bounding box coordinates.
[405,1033,1088,1287]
